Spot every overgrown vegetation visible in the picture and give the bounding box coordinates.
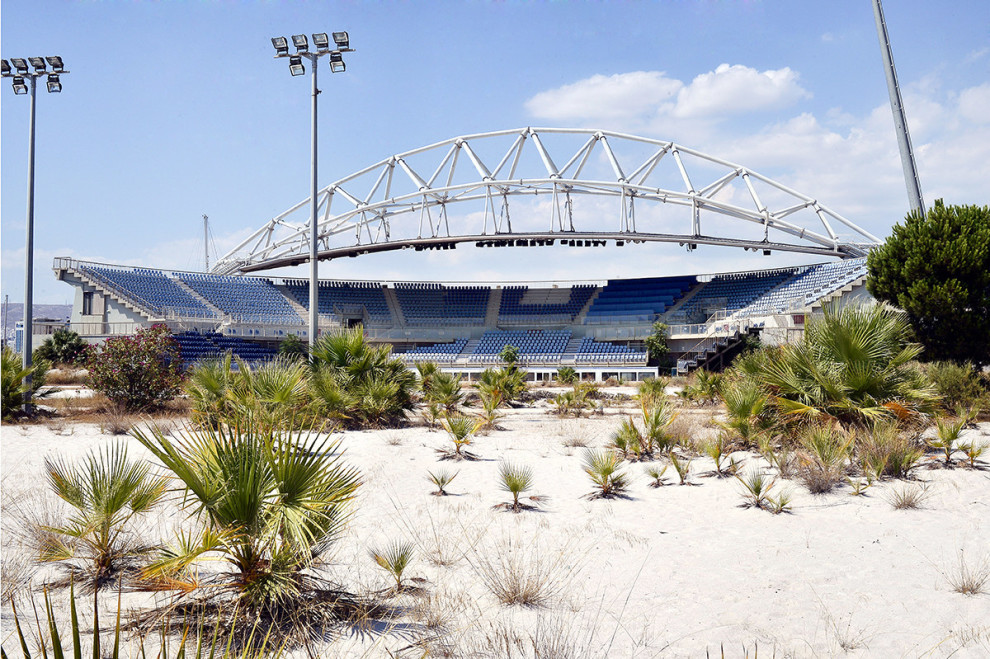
[86,324,184,412]
[2,345,50,420]
[34,328,88,366]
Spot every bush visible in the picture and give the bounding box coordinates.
[34,328,87,366]
[2,346,50,419]
[556,366,578,385]
[85,324,183,412]
[277,334,308,361]
[925,361,988,410]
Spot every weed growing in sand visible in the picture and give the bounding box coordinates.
[370,540,415,591]
[946,551,990,596]
[478,386,504,432]
[40,441,167,588]
[857,419,924,478]
[645,464,668,487]
[798,424,851,494]
[427,469,458,496]
[497,462,536,512]
[703,433,733,477]
[886,482,931,510]
[736,469,777,511]
[99,404,134,435]
[847,476,874,496]
[669,452,692,485]
[582,449,629,499]
[440,414,483,459]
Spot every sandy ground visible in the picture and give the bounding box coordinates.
[2,397,989,657]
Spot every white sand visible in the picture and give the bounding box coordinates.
[2,402,989,657]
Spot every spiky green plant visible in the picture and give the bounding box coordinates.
[930,415,965,466]
[741,303,939,425]
[309,328,416,427]
[478,386,504,431]
[427,469,458,495]
[669,452,692,485]
[718,379,772,448]
[798,424,852,493]
[2,345,50,419]
[370,541,415,591]
[703,433,733,477]
[441,414,482,459]
[636,377,669,407]
[40,442,167,587]
[736,469,777,510]
[425,371,465,415]
[132,419,361,614]
[644,464,667,487]
[556,366,578,385]
[498,462,535,512]
[553,387,591,417]
[681,369,724,406]
[641,396,678,455]
[184,353,236,428]
[609,417,642,458]
[581,449,628,499]
[415,360,441,394]
[958,438,987,469]
[478,367,527,406]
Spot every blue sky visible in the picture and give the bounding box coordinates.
[2,0,988,304]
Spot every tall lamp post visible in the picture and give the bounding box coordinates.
[1,56,68,409]
[270,32,353,352]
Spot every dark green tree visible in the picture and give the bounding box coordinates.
[867,200,990,366]
[34,328,87,366]
[278,333,308,361]
[498,344,520,369]
[644,321,671,366]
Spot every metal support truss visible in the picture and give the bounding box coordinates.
[215,127,880,274]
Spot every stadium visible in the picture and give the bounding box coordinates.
[52,128,878,378]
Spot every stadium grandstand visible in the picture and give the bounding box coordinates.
[47,128,880,380]
[52,255,871,380]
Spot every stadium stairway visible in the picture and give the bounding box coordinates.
[273,284,310,321]
[174,279,224,317]
[383,287,407,327]
[484,288,502,326]
[572,287,602,325]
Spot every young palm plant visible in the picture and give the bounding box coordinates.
[703,433,733,477]
[736,469,777,511]
[641,396,678,455]
[370,541,416,592]
[427,469,458,496]
[668,452,692,485]
[132,419,361,619]
[582,449,629,499]
[184,353,236,428]
[40,442,167,588]
[636,377,669,407]
[644,464,668,488]
[477,386,504,432]
[440,414,483,460]
[425,371,466,416]
[497,462,535,512]
[929,415,965,466]
[2,345,50,419]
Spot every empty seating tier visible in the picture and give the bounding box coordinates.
[283,280,392,325]
[399,339,469,363]
[498,285,595,323]
[173,331,279,366]
[740,258,868,316]
[673,269,797,324]
[79,265,215,318]
[178,273,302,325]
[469,329,572,364]
[584,276,696,324]
[395,283,489,326]
[574,338,648,364]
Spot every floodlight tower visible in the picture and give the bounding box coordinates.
[270,32,354,351]
[872,0,925,217]
[1,56,68,410]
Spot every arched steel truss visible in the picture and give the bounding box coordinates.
[214,127,880,274]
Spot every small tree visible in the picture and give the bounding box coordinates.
[86,324,183,411]
[278,334,308,362]
[499,344,520,369]
[867,200,990,366]
[644,321,671,367]
[34,328,87,366]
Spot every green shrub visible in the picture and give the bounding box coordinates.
[556,366,577,385]
[34,328,87,366]
[85,324,183,412]
[925,361,988,410]
[2,346,50,419]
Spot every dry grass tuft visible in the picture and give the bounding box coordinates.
[946,551,990,596]
[886,482,931,510]
[99,404,134,435]
[468,534,582,607]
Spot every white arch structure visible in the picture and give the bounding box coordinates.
[215,127,880,274]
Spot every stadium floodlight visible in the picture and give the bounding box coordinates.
[288,55,305,76]
[271,36,289,55]
[266,30,354,352]
[1,54,69,410]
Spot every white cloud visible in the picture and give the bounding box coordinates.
[524,71,682,125]
[672,64,810,118]
[958,83,990,124]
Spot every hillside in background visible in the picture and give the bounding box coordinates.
[1,303,72,347]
